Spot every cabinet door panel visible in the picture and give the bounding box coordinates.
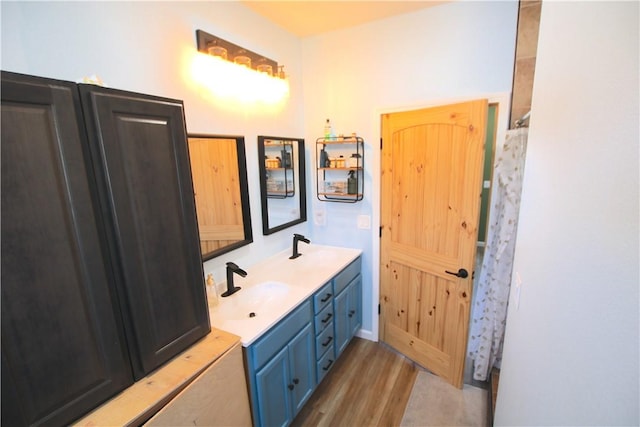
[288,323,315,415]
[348,275,362,338]
[334,274,362,358]
[1,72,132,426]
[334,287,350,356]
[79,86,209,378]
[256,347,291,427]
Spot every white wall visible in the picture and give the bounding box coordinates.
[495,2,639,425]
[1,1,310,283]
[301,0,518,338]
[0,1,519,340]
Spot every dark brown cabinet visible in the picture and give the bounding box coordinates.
[1,71,210,426]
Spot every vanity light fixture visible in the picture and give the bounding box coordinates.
[196,30,286,80]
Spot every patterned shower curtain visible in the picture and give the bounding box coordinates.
[468,127,529,381]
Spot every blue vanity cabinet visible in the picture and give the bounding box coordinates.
[246,301,315,427]
[244,255,362,427]
[333,258,363,357]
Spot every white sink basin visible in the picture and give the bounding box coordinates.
[215,281,290,320]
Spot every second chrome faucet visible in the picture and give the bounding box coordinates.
[222,262,247,297]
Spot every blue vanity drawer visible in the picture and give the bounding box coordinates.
[251,300,312,370]
[314,304,333,335]
[316,349,335,384]
[315,323,334,360]
[334,257,362,296]
[313,281,333,314]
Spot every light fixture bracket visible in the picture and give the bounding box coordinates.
[196,29,279,76]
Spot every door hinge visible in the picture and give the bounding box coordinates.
[378,303,381,315]
[379,226,382,238]
[380,138,383,150]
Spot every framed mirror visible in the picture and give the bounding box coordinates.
[258,136,307,235]
[188,134,253,260]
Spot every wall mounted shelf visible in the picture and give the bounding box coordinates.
[316,137,364,203]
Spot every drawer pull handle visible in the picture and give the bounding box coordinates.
[322,336,333,347]
[322,359,334,371]
[320,293,332,303]
[321,313,333,323]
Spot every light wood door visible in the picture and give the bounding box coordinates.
[380,100,487,388]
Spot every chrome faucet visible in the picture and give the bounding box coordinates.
[222,262,247,297]
[290,234,310,259]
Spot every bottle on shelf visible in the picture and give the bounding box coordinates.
[281,149,291,168]
[319,148,328,168]
[324,119,332,141]
[347,171,357,195]
[348,153,361,168]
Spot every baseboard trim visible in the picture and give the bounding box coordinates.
[355,328,376,342]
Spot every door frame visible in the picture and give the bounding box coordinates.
[368,93,512,341]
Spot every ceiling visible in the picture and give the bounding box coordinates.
[240,1,447,38]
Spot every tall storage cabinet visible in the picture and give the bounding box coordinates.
[78,84,209,378]
[1,71,210,426]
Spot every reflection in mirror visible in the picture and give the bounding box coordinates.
[258,136,307,235]
[188,134,252,260]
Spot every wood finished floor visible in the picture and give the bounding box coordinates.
[292,338,419,427]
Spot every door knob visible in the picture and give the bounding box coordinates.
[445,268,469,278]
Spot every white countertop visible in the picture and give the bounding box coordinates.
[208,244,362,346]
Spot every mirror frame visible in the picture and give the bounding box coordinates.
[257,136,307,235]
[188,134,253,261]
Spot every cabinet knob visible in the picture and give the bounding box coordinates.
[348,310,356,318]
[293,378,299,385]
[288,384,294,390]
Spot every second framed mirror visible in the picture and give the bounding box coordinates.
[258,136,307,235]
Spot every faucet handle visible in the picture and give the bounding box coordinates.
[226,262,247,277]
[294,233,310,243]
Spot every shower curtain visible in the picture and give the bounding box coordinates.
[468,127,529,381]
